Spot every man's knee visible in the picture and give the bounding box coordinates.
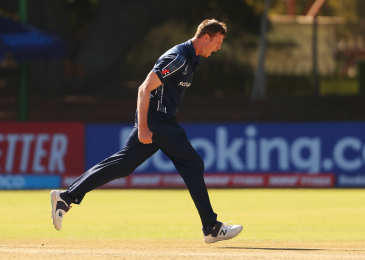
[95,159,135,179]
[192,157,205,174]
[115,162,136,178]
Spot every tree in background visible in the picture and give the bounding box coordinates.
[0,0,261,97]
[246,0,360,21]
[67,0,261,95]
[0,0,363,98]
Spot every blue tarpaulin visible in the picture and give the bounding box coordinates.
[0,16,64,61]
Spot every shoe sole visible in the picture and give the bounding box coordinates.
[205,226,243,244]
[50,190,61,231]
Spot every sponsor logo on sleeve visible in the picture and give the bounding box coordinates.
[161,54,186,78]
[162,69,170,75]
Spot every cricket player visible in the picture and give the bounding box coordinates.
[51,19,242,244]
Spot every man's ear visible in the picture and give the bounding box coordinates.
[204,34,210,42]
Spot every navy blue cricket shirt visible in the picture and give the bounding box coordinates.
[150,39,201,116]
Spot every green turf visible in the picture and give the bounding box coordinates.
[1,189,365,241]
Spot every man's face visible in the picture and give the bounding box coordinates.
[201,33,224,58]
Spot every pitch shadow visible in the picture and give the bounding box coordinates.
[220,247,323,251]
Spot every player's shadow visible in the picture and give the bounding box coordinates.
[221,247,323,251]
[222,247,365,252]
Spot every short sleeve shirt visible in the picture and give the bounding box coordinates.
[150,40,201,116]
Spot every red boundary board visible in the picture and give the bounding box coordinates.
[62,173,335,189]
[0,122,84,175]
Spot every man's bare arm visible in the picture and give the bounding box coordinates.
[137,71,162,144]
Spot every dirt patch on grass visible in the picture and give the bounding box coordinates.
[1,239,365,259]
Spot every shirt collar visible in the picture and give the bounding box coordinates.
[187,39,201,64]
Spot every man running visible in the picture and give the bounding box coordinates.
[51,18,242,244]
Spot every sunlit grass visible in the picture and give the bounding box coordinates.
[1,189,365,241]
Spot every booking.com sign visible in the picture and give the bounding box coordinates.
[86,123,365,175]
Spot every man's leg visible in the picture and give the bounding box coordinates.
[67,127,159,204]
[151,120,217,228]
[51,127,159,230]
[151,117,243,243]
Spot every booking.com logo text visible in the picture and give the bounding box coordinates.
[120,125,365,173]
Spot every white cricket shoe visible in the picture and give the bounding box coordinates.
[202,221,243,244]
[50,190,71,231]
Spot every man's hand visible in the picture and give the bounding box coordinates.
[138,126,153,144]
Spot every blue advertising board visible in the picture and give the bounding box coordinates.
[86,122,365,188]
[0,175,60,189]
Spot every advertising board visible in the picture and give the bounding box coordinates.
[85,123,365,172]
[62,173,334,189]
[0,122,84,189]
[66,122,365,188]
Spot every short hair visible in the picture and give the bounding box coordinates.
[195,19,227,39]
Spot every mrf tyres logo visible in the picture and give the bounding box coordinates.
[120,125,365,173]
[0,133,68,174]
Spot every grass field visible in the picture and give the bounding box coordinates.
[1,189,365,259]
